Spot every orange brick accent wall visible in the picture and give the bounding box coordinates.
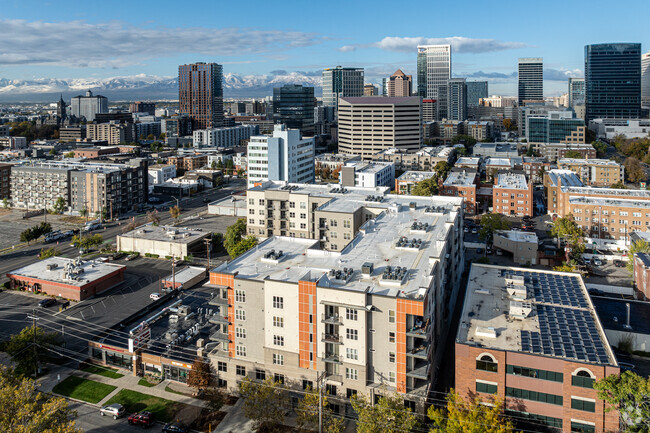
[210,272,235,357]
[298,280,317,370]
[396,298,424,393]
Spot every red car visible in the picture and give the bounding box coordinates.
[128,411,155,428]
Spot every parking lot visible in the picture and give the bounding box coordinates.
[69,401,166,433]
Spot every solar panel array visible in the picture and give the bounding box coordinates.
[500,269,611,364]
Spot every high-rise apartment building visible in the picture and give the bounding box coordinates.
[417,45,451,120]
[179,62,224,130]
[642,52,650,108]
[337,97,422,158]
[247,124,315,188]
[129,101,155,115]
[363,84,378,96]
[518,58,543,106]
[86,121,135,145]
[466,81,488,106]
[0,163,11,200]
[321,67,364,113]
[568,78,585,109]
[272,84,315,135]
[584,43,641,121]
[447,78,467,121]
[70,90,108,122]
[387,69,412,97]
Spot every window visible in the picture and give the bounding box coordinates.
[273,335,284,346]
[388,332,397,343]
[346,368,358,380]
[300,202,306,209]
[235,309,246,321]
[346,308,358,321]
[389,352,395,363]
[273,354,284,365]
[346,348,358,360]
[236,345,247,357]
[571,398,596,412]
[343,220,351,228]
[325,384,337,395]
[273,296,284,309]
[388,372,396,383]
[249,198,254,205]
[344,233,351,240]
[273,316,284,328]
[476,355,498,373]
[571,421,596,433]
[289,201,295,208]
[506,365,562,382]
[346,329,358,340]
[505,410,562,429]
[476,381,498,394]
[330,219,338,227]
[255,369,265,381]
[236,365,246,376]
[289,212,296,218]
[388,310,395,323]
[300,213,306,219]
[347,388,357,398]
[236,327,246,339]
[505,387,563,406]
[217,361,227,372]
[572,371,595,388]
[303,380,313,390]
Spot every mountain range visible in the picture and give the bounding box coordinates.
[0,72,324,102]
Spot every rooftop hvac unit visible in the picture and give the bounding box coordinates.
[509,301,533,319]
[361,262,374,276]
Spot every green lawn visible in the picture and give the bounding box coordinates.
[105,389,186,423]
[80,363,124,379]
[52,376,117,404]
[138,378,156,387]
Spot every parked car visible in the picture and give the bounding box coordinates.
[593,258,603,266]
[100,403,125,419]
[128,411,154,428]
[486,247,493,255]
[125,253,139,261]
[150,293,162,301]
[38,297,56,308]
[111,252,125,260]
[496,249,503,256]
[614,259,624,268]
[471,228,478,234]
[463,227,469,233]
[202,198,210,203]
[162,422,189,433]
[583,258,591,265]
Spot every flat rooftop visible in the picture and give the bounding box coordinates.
[340,96,421,105]
[214,192,463,299]
[562,186,650,199]
[119,223,210,244]
[569,196,650,209]
[486,158,513,167]
[397,171,437,183]
[546,169,584,188]
[456,157,481,166]
[495,173,528,190]
[347,161,393,174]
[8,257,125,287]
[458,264,616,366]
[162,266,207,285]
[558,158,620,167]
[495,230,538,243]
[443,170,476,187]
[592,297,650,336]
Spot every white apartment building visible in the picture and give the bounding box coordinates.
[339,161,395,188]
[247,124,315,188]
[148,164,177,191]
[192,125,259,148]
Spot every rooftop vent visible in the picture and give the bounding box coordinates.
[475,327,498,338]
[263,249,284,260]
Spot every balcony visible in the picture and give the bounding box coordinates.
[321,313,343,325]
[406,343,429,359]
[325,373,343,383]
[321,333,342,344]
[321,352,342,364]
[406,364,429,380]
[209,331,230,343]
[406,325,427,339]
[406,383,429,398]
[208,313,229,325]
[208,296,229,306]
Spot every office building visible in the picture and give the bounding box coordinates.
[446,78,467,121]
[337,97,421,158]
[339,161,395,188]
[0,163,10,199]
[321,67,364,113]
[557,159,624,186]
[59,125,87,142]
[179,62,224,130]
[417,45,451,120]
[117,223,211,259]
[466,81,488,107]
[162,115,193,143]
[493,172,533,217]
[643,52,650,108]
[70,90,108,122]
[422,99,436,122]
[247,124,315,188]
[192,125,259,148]
[387,69,412,97]
[456,264,619,433]
[441,170,479,215]
[86,122,135,145]
[129,101,155,115]
[363,84,378,96]
[518,58,543,106]
[272,85,315,135]
[585,43,641,121]
[568,78,586,109]
[526,111,585,144]
[588,118,650,140]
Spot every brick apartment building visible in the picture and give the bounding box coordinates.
[544,170,584,215]
[456,264,619,432]
[168,154,208,171]
[394,171,438,195]
[492,172,534,217]
[441,169,479,215]
[557,158,624,187]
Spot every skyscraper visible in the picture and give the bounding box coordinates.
[272,84,315,135]
[178,62,224,130]
[466,81,488,106]
[642,52,650,108]
[417,45,451,120]
[518,58,543,106]
[70,90,108,122]
[585,43,641,121]
[321,66,364,113]
[568,78,586,108]
[447,78,467,121]
[387,69,412,97]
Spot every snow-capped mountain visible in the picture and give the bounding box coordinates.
[0,72,323,102]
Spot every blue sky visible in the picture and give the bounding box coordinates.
[1,0,648,95]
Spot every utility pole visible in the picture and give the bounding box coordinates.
[31,308,38,378]
[172,258,176,292]
[317,371,327,433]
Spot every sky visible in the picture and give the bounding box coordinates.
[1,0,649,96]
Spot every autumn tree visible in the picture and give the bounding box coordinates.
[479,213,511,241]
[146,210,160,225]
[186,358,211,393]
[169,205,181,220]
[594,371,650,432]
[627,239,650,274]
[238,377,290,431]
[624,157,647,183]
[351,392,418,433]
[428,389,515,433]
[296,386,345,433]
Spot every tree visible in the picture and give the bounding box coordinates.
[225,159,234,175]
[146,210,160,225]
[550,214,585,261]
[610,181,626,189]
[627,239,650,274]
[296,386,345,433]
[1,326,63,377]
[186,358,211,393]
[53,196,66,214]
[211,160,217,170]
[434,161,452,181]
[479,213,511,241]
[564,150,583,158]
[20,228,35,244]
[72,234,103,250]
[351,392,418,433]
[224,218,247,254]
[228,235,258,259]
[624,157,647,183]
[216,160,224,170]
[63,151,75,158]
[20,222,52,244]
[502,118,513,131]
[428,389,515,433]
[238,377,290,431]
[525,146,539,157]
[553,262,578,273]
[79,206,87,217]
[203,387,226,413]
[48,148,55,156]
[169,205,181,220]
[0,367,82,432]
[38,247,61,260]
[411,176,439,196]
[592,140,608,157]
[2,198,8,209]
[594,371,650,432]
[237,168,244,176]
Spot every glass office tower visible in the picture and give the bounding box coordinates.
[272,84,315,135]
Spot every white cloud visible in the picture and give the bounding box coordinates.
[544,68,583,81]
[339,36,527,53]
[0,19,322,68]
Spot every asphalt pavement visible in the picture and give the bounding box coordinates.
[69,401,165,433]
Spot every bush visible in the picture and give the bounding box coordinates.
[183,255,193,262]
[144,253,160,258]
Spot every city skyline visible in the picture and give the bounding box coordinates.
[0,0,648,98]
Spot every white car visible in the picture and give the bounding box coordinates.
[100,403,125,419]
[150,293,162,301]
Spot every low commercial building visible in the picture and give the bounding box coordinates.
[589,118,650,140]
[340,161,395,188]
[395,171,437,195]
[73,146,120,158]
[557,158,624,187]
[116,224,211,259]
[441,170,478,215]
[472,142,519,159]
[493,172,534,217]
[455,157,481,170]
[208,194,247,217]
[148,164,177,189]
[456,264,619,433]
[162,266,207,290]
[492,230,538,264]
[6,257,125,301]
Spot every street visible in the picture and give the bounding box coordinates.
[69,401,165,433]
